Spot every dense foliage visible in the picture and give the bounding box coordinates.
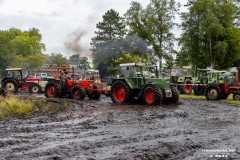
[91,0,240,76]
[178,0,240,69]
[0,28,45,73]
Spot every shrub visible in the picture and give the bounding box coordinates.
[0,96,35,117]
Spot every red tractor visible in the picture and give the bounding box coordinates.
[204,67,240,100]
[1,68,41,93]
[44,66,110,100]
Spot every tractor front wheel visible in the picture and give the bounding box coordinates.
[1,79,19,93]
[233,93,240,101]
[143,85,162,105]
[111,80,132,104]
[88,85,101,100]
[205,85,222,100]
[29,83,42,93]
[193,86,204,95]
[71,86,86,100]
[45,82,61,98]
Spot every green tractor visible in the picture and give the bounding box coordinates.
[193,68,213,95]
[110,63,179,105]
[204,70,231,100]
[170,66,194,94]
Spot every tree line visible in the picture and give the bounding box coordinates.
[0,28,91,74]
[91,0,240,77]
[0,0,239,77]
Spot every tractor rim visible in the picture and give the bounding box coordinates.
[208,88,218,99]
[6,82,15,91]
[234,94,240,100]
[46,85,56,96]
[73,89,81,99]
[114,85,126,102]
[145,89,154,104]
[185,82,191,93]
[32,86,39,93]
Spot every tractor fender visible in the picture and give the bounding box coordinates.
[111,79,131,89]
[1,78,20,86]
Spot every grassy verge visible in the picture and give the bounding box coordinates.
[180,94,240,105]
[0,96,46,117]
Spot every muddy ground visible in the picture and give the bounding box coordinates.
[0,95,240,160]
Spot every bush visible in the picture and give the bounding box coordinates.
[0,96,35,117]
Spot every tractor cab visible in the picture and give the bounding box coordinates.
[3,68,29,83]
[207,70,227,84]
[119,63,158,78]
[170,66,192,83]
[1,68,41,93]
[195,68,213,84]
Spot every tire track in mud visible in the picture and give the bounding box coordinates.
[0,97,240,159]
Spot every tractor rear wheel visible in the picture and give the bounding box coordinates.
[88,85,101,100]
[29,83,42,93]
[233,93,240,101]
[143,85,162,105]
[111,80,132,104]
[1,79,19,93]
[204,85,222,100]
[169,86,179,103]
[45,82,61,98]
[71,86,86,100]
[193,86,204,95]
[182,79,193,94]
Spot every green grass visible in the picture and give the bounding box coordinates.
[0,96,42,117]
[180,94,240,105]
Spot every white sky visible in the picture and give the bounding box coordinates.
[0,0,188,59]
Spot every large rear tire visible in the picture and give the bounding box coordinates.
[45,82,61,98]
[182,79,193,94]
[111,80,133,104]
[204,85,222,100]
[71,86,86,100]
[143,85,162,105]
[169,86,179,103]
[1,79,19,93]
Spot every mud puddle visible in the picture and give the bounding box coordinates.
[0,96,240,160]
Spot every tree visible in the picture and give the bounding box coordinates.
[69,54,91,70]
[125,0,180,73]
[0,28,45,73]
[13,54,47,71]
[50,53,68,66]
[179,0,240,69]
[92,9,126,43]
[90,9,127,77]
[92,36,152,77]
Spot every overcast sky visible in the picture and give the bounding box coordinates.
[0,0,188,59]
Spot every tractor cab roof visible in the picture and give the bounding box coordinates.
[119,63,155,68]
[197,68,213,72]
[208,70,227,74]
[5,68,27,71]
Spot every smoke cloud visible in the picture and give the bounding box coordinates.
[64,29,92,58]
